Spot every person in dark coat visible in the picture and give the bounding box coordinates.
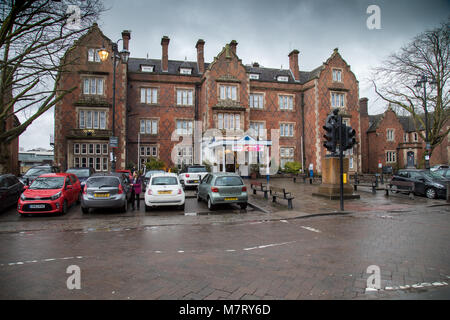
[130,171,142,210]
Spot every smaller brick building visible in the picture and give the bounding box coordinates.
[361,102,450,173]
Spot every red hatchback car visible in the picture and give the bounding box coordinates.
[18,173,82,215]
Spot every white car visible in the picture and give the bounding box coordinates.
[144,173,185,211]
[178,165,209,188]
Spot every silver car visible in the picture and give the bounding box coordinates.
[197,172,248,210]
[81,173,131,213]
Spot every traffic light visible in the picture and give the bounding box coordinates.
[342,125,356,151]
[323,114,338,154]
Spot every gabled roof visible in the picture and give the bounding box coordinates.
[128,58,206,76]
[367,112,428,133]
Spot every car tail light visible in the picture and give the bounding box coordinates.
[186,174,190,178]
[83,185,87,194]
[118,184,123,194]
[147,189,152,195]
[211,187,219,193]
[178,188,182,194]
[242,186,247,192]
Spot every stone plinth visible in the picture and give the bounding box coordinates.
[313,156,360,200]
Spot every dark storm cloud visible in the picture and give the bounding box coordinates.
[20,0,450,149]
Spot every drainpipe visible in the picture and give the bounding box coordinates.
[301,92,306,173]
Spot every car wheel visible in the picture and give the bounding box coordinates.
[240,203,247,210]
[62,200,68,215]
[391,185,399,193]
[425,188,437,199]
[81,206,89,214]
[179,203,185,211]
[145,204,150,212]
[207,197,215,210]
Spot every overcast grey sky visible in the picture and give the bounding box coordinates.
[18,0,450,150]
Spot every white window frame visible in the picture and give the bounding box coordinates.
[217,113,240,130]
[331,92,345,108]
[140,87,158,104]
[176,89,194,106]
[83,77,104,95]
[140,119,158,134]
[279,95,293,110]
[78,110,106,129]
[88,48,101,62]
[387,129,395,141]
[176,119,194,135]
[219,85,238,101]
[277,76,289,82]
[280,123,294,137]
[250,93,264,109]
[180,68,192,75]
[332,69,342,82]
[249,74,259,80]
[386,151,397,163]
[280,147,294,168]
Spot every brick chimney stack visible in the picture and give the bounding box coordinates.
[288,49,300,81]
[359,97,368,116]
[229,40,238,55]
[161,36,170,72]
[196,39,205,74]
[121,30,131,51]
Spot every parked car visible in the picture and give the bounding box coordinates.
[435,168,450,179]
[19,165,60,186]
[81,172,132,213]
[143,170,165,191]
[17,173,81,215]
[178,165,209,189]
[391,169,449,199]
[197,172,248,210]
[144,173,185,211]
[66,167,95,190]
[116,169,133,181]
[0,174,24,212]
[430,164,449,172]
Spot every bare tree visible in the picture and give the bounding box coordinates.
[372,20,450,159]
[0,0,105,173]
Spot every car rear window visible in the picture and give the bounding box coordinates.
[25,167,51,176]
[151,176,178,185]
[87,177,119,187]
[145,170,165,178]
[188,167,207,173]
[215,176,243,186]
[30,177,65,189]
[66,169,90,178]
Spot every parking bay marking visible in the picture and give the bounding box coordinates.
[1,256,86,267]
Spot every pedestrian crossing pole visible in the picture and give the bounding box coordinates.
[339,114,344,211]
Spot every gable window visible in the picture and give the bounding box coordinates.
[180,68,192,75]
[331,92,345,108]
[217,113,240,130]
[88,48,101,62]
[83,77,104,95]
[176,120,193,135]
[140,119,158,134]
[413,132,418,142]
[79,110,106,129]
[140,88,158,104]
[141,65,154,72]
[176,89,194,106]
[219,85,237,101]
[280,123,294,137]
[279,95,293,110]
[249,73,259,80]
[387,129,395,141]
[250,93,264,109]
[332,69,342,82]
[277,76,289,82]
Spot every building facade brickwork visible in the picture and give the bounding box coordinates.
[54,24,368,175]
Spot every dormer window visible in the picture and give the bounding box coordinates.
[141,65,154,72]
[249,74,260,80]
[180,68,192,75]
[277,75,289,82]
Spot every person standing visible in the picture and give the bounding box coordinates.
[131,171,142,210]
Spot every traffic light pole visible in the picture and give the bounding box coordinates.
[339,115,344,211]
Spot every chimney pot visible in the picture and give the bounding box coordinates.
[288,49,300,81]
[121,30,131,51]
[229,40,238,54]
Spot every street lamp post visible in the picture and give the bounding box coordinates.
[98,40,130,172]
[414,75,437,170]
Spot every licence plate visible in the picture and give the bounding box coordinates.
[193,180,199,183]
[95,193,110,198]
[224,197,238,201]
[29,204,45,209]
[158,190,172,194]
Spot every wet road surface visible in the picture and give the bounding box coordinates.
[0,203,449,299]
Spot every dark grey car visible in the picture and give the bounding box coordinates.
[0,174,24,212]
[81,173,132,213]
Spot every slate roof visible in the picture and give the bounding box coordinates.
[368,113,428,133]
[128,57,322,84]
